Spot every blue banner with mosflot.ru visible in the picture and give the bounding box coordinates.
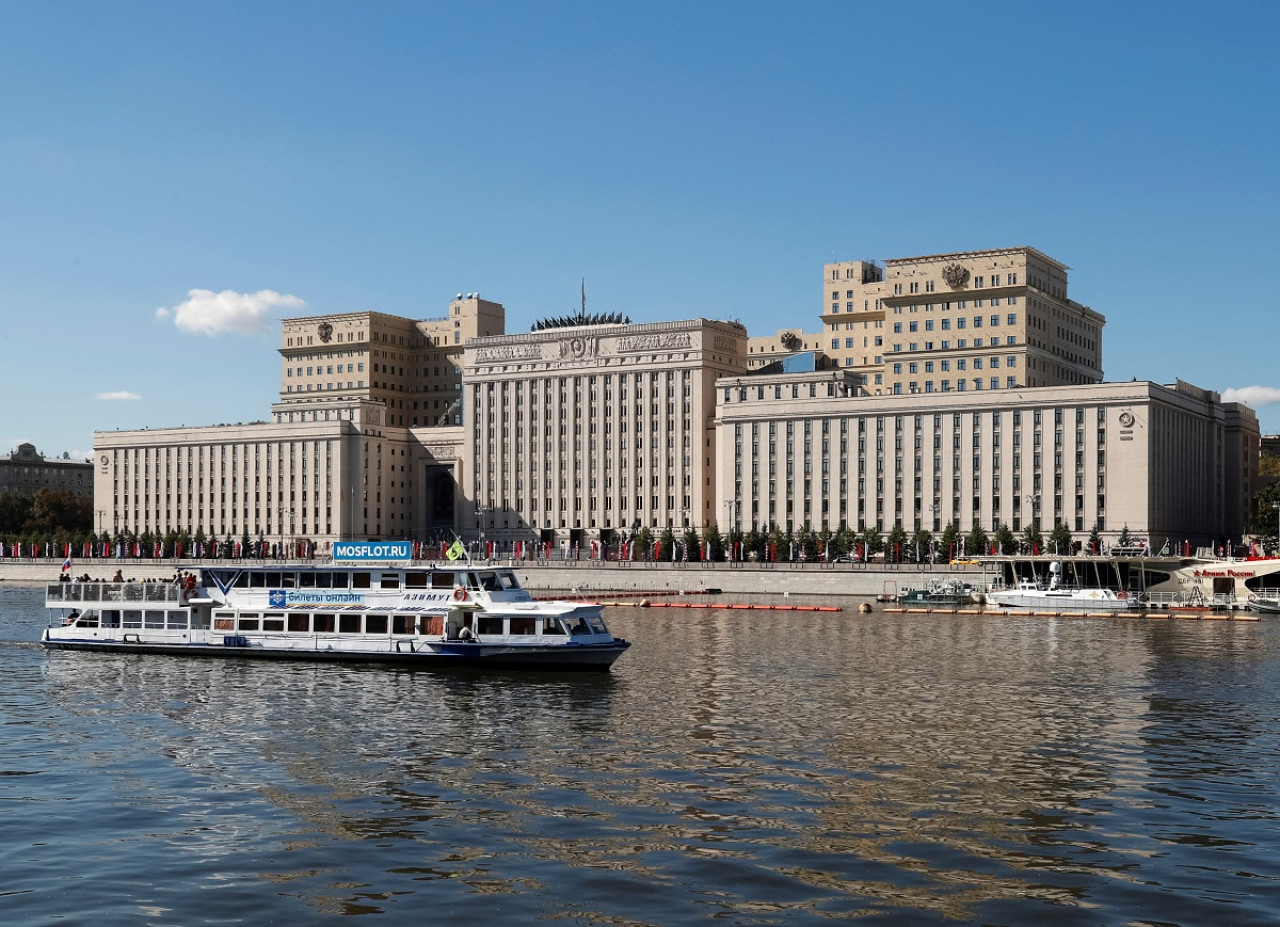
[332,540,413,562]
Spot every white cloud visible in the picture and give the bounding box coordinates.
[1222,386,1280,408]
[97,390,141,401]
[158,288,306,335]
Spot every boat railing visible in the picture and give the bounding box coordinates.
[46,582,183,605]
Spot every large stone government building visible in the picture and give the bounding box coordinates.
[93,248,1260,552]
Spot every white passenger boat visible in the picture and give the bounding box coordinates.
[43,542,630,672]
[985,563,1130,612]
[985,578,1131,612]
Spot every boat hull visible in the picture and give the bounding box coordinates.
[41,633,630,671]
[986,593,1129,612]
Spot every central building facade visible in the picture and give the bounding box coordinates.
[463,319,748,549]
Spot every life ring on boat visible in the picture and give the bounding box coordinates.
[452,587,467,602]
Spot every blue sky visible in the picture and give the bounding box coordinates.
[3,0,1278,460]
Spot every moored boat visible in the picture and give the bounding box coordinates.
[1246,592,1280,615]
[985,579,1131,612]
[43,541,630,671]
[897,578,973,607]
[985,562,1131,612]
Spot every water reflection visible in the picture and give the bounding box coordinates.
[6,592,1280,924]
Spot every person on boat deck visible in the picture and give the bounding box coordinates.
[65,609,80,625]
[112,569,124,582]
[458,616,477,641]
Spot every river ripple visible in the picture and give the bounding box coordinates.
[2,587,1278,925]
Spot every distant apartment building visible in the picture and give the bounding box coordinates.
[0,443,92,498]
[750,247,1105,396]
[276,294,504,429]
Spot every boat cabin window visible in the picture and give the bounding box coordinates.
[418,615,443,636]
[263,613,285,632]
[249,572,265,588]
[431,572,455,589]
[101,610,121,628]
[233,572,251,588]
[238,614,260,631]
[145,610,165,629]
[314,613,336,633]
[279,573,297,589]
[288,614,309,632]
[393,614,415,635]
[510,617,536,635]
[541,617,566,635]
[123,610,143,629]
[497,570,520,590]
[352,572,372,589]
[405,571,428,589]
[478,571,502,592]
[299,572,317,588]
[314,572,338,589]
[339,614,361,634]
[477,615,504,635]
[214,612,234,630]
[379,573,400,590]
[365,614,389,634]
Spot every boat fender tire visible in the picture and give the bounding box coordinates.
[453,587,467,602]
[1117,591,1127,599]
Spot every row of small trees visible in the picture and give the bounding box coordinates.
[619,518,1099,563]
[3,525,314,560]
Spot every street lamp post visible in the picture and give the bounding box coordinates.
[1274,502,1279,556]
[476,503,490,559]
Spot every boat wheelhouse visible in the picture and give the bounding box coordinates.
[44,556,630,671]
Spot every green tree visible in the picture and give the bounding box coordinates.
[1118,524,1132,547]
[835,524,856,558]
[885,523,906,562]
[634,526,653,560]
[682,527,701,562]
[864,525,884,557]
[795,525,818,561]
[816,525,832,560]
[702,523,725,562]
[966,523,989,556]
[1250,480,1280,549]
[0,493,34,534]
[1048,521,1073,556]
[910,528,934,562]
[939,522,961,561]
[993,523,1015,555]
[657,527,676,562]
[26,490,92,534]
[1087,522,1102,555]
[1022,518,1043,554]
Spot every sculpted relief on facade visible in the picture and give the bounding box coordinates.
[474,344,544,364]
[617,332,693,353]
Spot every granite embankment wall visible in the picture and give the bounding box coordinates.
[0,559,989,597]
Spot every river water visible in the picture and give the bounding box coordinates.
[2,586,1279,925]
